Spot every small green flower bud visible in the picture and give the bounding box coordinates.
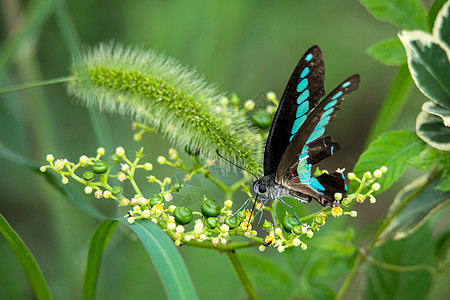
[176,225,185,233]
[275,227,283,236]
[157,156,167,164]
[212,238,220,246]
[142,209,151,218]
[97,147,105,156]
[224,216,239,229]
[236,210,246,219]
[292,238,301,247]
[292,225,303,235]
[175,161,184,168]
[277,245,285,253]
[259,245,266,252]
[128,217,135,224]
[372,183,380,191]
[61,177,69,185]
[306,229,314,238]
[168,205,176,212]
[163,177,171,185]
[144,162,153,171]
[149,194,163,206]
[373,169,382,178]
[251,110,272,129]
[112,186,123,196]
[380,166,388,173]
[356,194,365,203]
[164,193,173,202]
[95,190,103,199]
[54,159,65,170]
[263,220,273,231]
[103,190,112,198]
[46,154,54,163]
[168,148,178,160]
[244,99,255,111]
[220,97,229,106]
[84,186,93,194]
[148,175,156,182]
[206,217,219,228]
[201,199,221,218]
[224,200,233,208]
[370,196,376,204]
[363,171,372,180]
[83,171,94,181]
[115,146,125,157]
[110,154,120,164]
[121,198,130,206]
[334,192,343,201]
[220,238,227,245]
[167,222,176,231]
[347,172,356,180]
[220,224,230,232]
[266,91,277,103]
[121,163,130,172]
[79,155,89,165]
[350,210,357,217]
[229,94,240,106]
[172,183,182,192]
[301,243,307,250]
[93,160,108,174]
[39,166,47,172]
[282,214,301,232]
[173,206,193,225]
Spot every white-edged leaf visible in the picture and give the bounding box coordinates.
[399,31,450,109]
[422,101,450,126]
[377,173,450,244]
[416,111,450,151]
[366,38,407,65]
[433,0,450,48]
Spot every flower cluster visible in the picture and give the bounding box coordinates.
[40,144,387,253]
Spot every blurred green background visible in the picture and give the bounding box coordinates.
[1,0,445,299]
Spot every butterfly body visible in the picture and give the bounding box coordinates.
[253,45,359,207]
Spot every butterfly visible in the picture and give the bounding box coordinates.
[252,45,359,210]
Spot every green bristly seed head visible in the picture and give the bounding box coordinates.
[68,43,262,174]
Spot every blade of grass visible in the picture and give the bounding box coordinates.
[0,213,52,300]
[83,220,120,300]
[365,64,413,146]
[122,219,199,300]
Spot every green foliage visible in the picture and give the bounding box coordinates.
[352,131,426,193]
[0,213,52,300]
[399,1,450,151]
[377,172,450,244]
[409,148,450,190]
[124,219,199,300]
[366,38,406,65]
[365,225,434,300]
[359,0,427,30]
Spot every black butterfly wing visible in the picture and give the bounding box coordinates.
[276,74,360,190]
[263,45,325,176]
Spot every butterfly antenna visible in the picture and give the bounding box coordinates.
[215,149,259,181]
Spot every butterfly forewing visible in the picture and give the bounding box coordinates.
[263,45,325,176]
[275,74,360,184]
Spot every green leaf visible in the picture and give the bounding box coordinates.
[359,0,427,30]
[416,111,450,151]
[422,101,450,126]
[428,0,448,31]
[377,172,450,244]
[0,213,52,300]
[352,131,426,193]
[365,225,434,300]
[123,219,198,300]
[432,0,450,48]
[399,31,450,109]
[366,38,406,65]
[83,220,119,300]
[409,147,450,190]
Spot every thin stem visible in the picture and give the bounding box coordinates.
[335,168,441,300]
[0,76,73,95]
[226,250,259,300]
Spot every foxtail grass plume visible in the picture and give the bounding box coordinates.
[68,43,262,174]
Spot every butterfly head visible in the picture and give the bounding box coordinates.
[253,180,267,195]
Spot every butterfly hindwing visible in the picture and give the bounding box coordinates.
[263,45,325,176]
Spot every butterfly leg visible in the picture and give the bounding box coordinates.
[233,196,255,216]
[277,198,305,226]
